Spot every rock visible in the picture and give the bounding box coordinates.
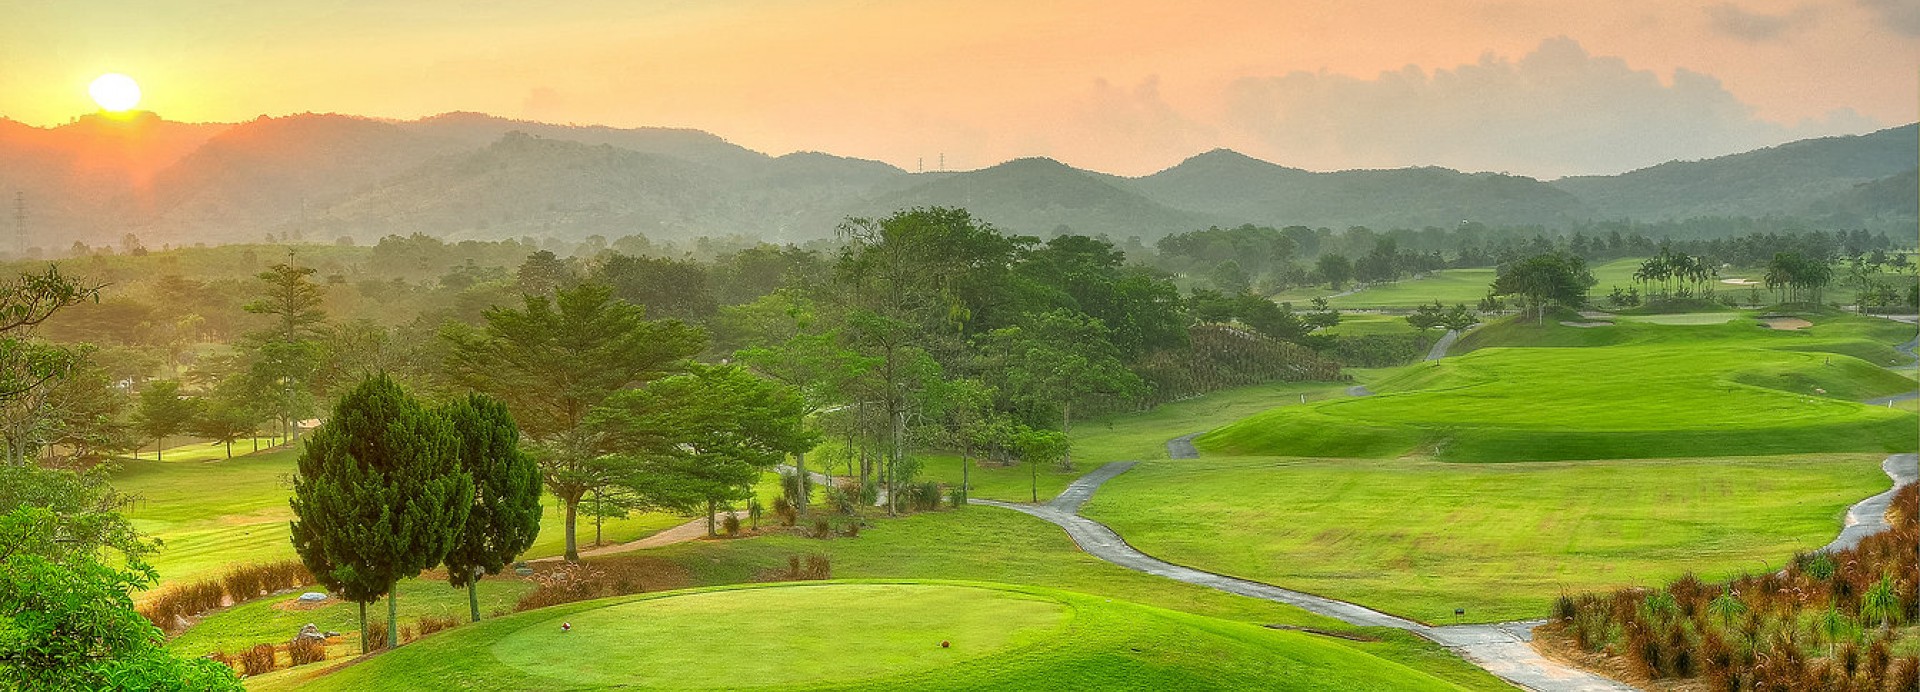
[294,623,328,642]
[297,592,328,603]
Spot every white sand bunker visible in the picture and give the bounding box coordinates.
[1764,317,1812,330]
[1721,278,1760,286]
[1560,321,1613,328]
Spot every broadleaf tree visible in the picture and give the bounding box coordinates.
[444,282,704,561]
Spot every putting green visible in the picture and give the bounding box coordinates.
[285,581,1472,691]
[491,584,1067,687]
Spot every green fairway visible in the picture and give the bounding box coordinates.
[913,380,1354,502]
[278,581,1473,691]
[1201,315,1917,461]
[1271,258,1646,311]
[113,446,692,587]
[1082,454,1890,623]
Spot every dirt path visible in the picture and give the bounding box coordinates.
[529,511,737,562]
[975,464,1635,691]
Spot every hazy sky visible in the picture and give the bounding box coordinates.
[4,0,1914,177]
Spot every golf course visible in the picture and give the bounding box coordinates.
[247,582,1472,691]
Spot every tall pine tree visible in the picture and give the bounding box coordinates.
[289,375,471,651]
[439,393,541,622]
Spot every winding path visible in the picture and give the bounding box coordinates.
[975,465,1635,691]
[1820,453,1918,553]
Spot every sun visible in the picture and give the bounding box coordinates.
[88,73,142,112]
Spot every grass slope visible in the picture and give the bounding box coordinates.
[209,507,1509,690]
[115,446,694,587]
[1082,454,1890,623]
[1202,314,1917,461]
[278,581,1471,691]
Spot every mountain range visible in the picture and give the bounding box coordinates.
[1,111,1912,252]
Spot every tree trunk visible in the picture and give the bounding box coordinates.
[224,441,232,460]
[1030,456,1039,503]
[155,438,163,462]
[960,442,970,506]
[563,498,580,562]
[358,601,368,653]
[795,450,809,517]
[706,498,717,537]
[387,586,399,649]
[467,572,481,623]
[593,487,603,547]
[1060,402,1073,471]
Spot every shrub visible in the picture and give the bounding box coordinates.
[364,620,389,652]
[401,625,418,644]
[811,517,831,539]
[515,562,617,612]
[721,513,742,537]
[748,499,764,530]
[416,615,459,637]
[948,486,967,507]
[287,638,327,666]
[908,481,941,511]
[773,496,798,526]
[222,569,263,602]
[804,554,831,580]
[841,520,860,538]
[1552,594,1576,622]
[240,644,277,676]
[140,579,228,634]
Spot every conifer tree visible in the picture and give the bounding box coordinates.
[439,393,541,622]
[289,374,471,651]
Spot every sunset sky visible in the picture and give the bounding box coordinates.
[3,0,1914,178]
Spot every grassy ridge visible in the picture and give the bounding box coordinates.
[1201,314,1917,461]
[1082,454,1889,623]
[270,581,1473,691]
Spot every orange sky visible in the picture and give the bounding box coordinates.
[3,0,1914,176]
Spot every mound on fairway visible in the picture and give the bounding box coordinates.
[1201,316,1917,461]
[290,581,1466,691]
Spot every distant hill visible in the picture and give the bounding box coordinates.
[0,111,1911,253]
[841,157,1223,239]
[140,114,470,243]
[1131,149,1590,230]
[1551,124,1919,223]
[399,112,771,175]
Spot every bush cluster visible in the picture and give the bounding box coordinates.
[140,560,314,634]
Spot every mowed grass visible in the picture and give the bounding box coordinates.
[218,507,1510,691]
[1273,258,1645,311]
[913,380,1354,502]
[274,581,1474,692]
[1081,454,1891,623]
[113,446,693,588]
[1201,314,1918,461]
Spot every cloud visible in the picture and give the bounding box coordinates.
[1858,0,1920,35]
[1214,37,1883,178]
[1705,3,1818,41]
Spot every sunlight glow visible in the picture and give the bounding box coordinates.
[88,73,142,112]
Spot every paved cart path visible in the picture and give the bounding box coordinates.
[975,462,1637,691]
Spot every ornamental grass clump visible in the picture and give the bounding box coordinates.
[1541,483,1918,685]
